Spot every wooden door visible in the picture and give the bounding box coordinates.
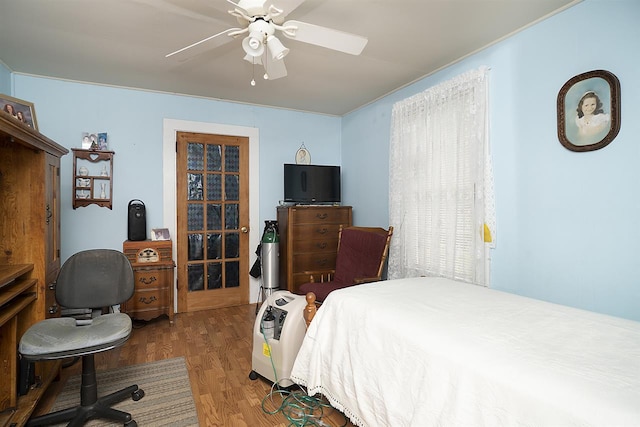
[176,132,250,312]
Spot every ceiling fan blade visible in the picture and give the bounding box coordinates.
[281,20,368,55]
[227,0,269,17]
[166,28,242,61]
[262,53,287,80]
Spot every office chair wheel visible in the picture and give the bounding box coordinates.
[249,370,258,380]
[124,420,137,427]
[132,389,145,401]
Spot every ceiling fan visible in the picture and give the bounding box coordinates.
[165,0,368,82]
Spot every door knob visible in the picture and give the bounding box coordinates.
[241,226,249,233]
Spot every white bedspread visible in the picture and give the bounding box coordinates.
[290,277,640,427]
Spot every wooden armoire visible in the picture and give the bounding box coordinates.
[0,114,68,426]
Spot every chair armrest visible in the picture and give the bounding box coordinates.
[353,276,381,285]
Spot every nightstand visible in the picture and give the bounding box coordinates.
[122,240,175,322]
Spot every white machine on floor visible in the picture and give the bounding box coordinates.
[249,290,307,387]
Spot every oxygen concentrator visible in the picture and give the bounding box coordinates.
[249,290,307,387]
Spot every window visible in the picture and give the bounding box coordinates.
[389,67,494,286]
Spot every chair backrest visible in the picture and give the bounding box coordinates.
[56,249,135,309]
[333,226,393,285]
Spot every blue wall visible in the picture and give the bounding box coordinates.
[0,62,10,94]
[11,78,342,263]
[342,0,640,321]
[6,0,640,320]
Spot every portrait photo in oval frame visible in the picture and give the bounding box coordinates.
[557,70,620,152]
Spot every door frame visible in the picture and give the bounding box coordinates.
[163,118,260,312]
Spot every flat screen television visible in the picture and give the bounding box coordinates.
[283,164,341,204]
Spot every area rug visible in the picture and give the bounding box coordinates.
[51,357,199,426]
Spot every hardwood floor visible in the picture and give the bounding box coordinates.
[35,304,354,426]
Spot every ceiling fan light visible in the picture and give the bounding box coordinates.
[242,34,264,57]
[266,35,289,61]
[243,54,262,65]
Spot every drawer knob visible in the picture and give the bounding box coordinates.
[48,304,59,314]
[317,242,327,249]
[139,296,158,304]
[317,228,328,235]
[316,213,328,219]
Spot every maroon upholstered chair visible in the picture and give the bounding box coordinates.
[297,225,393,302]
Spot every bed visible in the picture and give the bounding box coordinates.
[290,277,640,427]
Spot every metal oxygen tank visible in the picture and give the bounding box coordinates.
[261,220,279,295]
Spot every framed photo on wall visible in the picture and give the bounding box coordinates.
[0,94,38,130]
[557,70,620,152]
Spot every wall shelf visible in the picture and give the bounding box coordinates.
[72,148,114,209]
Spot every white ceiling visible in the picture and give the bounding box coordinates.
[0,0,579,116]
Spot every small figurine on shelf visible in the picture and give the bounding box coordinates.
[89,134,98,150]
[100,164,108,177]
[78,166,89,177]
[100,183,106,199]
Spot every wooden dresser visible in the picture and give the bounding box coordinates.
[122,240,175,322]
[0,114,68,426]
[277,205,352,294]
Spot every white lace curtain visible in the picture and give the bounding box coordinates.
[389,67,495,286]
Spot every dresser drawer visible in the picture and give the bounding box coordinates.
[293,252,337,272]
[123,288,170,322]
[290,207,351,225]
[292,237,339,254]
[291,224,343,241]
[133,266,173,290]
[127,288,169,309]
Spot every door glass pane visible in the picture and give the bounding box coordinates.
[187,143,204,170]
[207,144,222,172]
[225,233,239,258]
[187,204,204,231]
[207,262,222,289]
[207,174,222,201]
[207,233,222,259]
[225,175,239,201]
[225,204,238,230]
[225,146,239,172]
[188,264,204,291]
[207,204,222,230]
[225,261,240,288]
[188,173,203,200]
[188,233,204,260]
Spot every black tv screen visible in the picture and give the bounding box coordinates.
[284,164,341,203]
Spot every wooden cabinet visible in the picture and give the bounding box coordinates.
[122,240,175,322]
[0,114,68,426]
[277,206,352,294]
[72,148,114,209]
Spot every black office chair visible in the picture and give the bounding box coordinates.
[19,249,144,427]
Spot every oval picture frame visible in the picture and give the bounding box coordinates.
[295,147,311,164]
[557,70,621,152]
